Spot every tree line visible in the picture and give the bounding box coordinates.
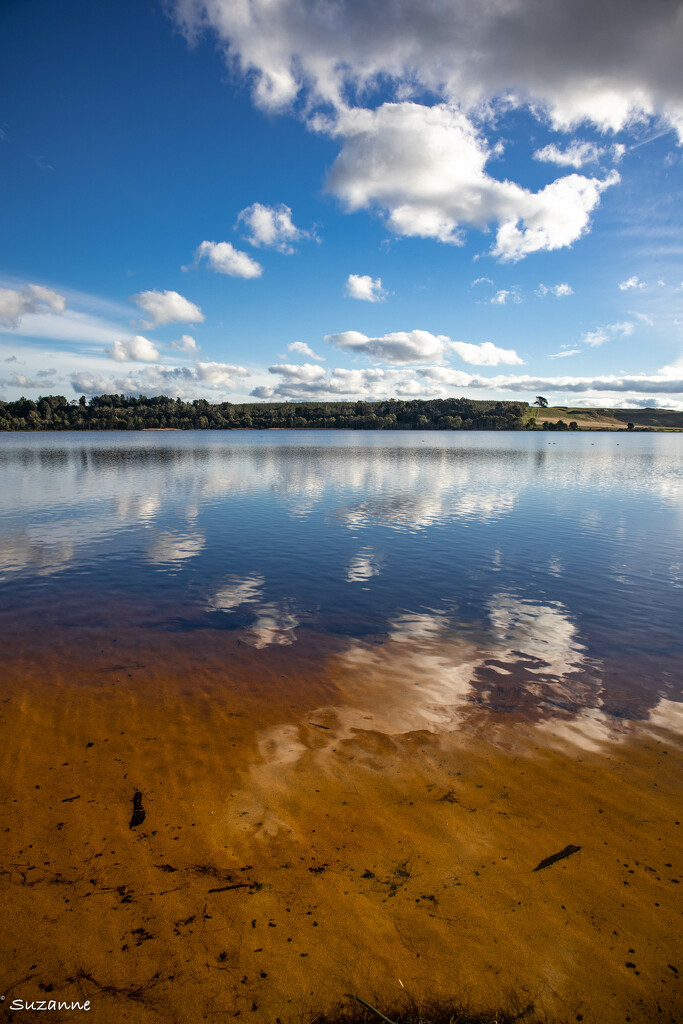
[0,394,541,431]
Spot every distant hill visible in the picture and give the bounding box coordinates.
[531,406,683,430]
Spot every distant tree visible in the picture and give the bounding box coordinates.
[534,396,549,408]
[569,421,579,431]
[627,422,635,430]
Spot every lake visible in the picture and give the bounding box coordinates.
[0,431,681,1023]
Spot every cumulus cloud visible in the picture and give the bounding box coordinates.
[167,0,683,137]
[0,284,66,327]
[0,370,58,390]
[164,2,680,256]
[70,360,246,398]
[287,341,324,361]
[537,282,574,297]
[618,275,645,290]
[326,329,448,364]
[107,336,161,362]
[236,202,310,252]
[325,329,523,367]
[345,274,387,302]
[166,0,683,259]
[191,240,263,279]
[132,289,204,325]
[268,362,327,384]
[583,321,635,347]
[533,141,605,168]
[194,361,248,387]
[324,103,619,259]
[450,341,524,367]
[170,333,200,353]
[70,372,118,395]
[491,169,620,261]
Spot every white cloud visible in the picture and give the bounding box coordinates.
[533,141,604,168]
[287,341,325,361]
[345,274,387,302]
[0,284,66,327]
[0,370,58,390]
[326,329,448,364]
[268,362,327,383]
[170,334,200,353]
[132,289,204,325]
[166,0,682,261]
[194,361,247,387]
[325,329,524,367]
[70,372,115,395]
[549,348,581,358]
[0,309,128,346]
[537,282,574,297]
[618,275,645,290]
[490,289,522,305]
[582,328,609,348]
[324,102,619,259]
[658,353,683,378]
[236,202,310,253]
[491,169,620,262]
[192,240,263,279]
[168,0,683,139]
[471,277,493,287]
[583,321,635,347]
[450,341,524,367]
[256,360,683,404]
[68,360,247,399]
[107,336,161,363]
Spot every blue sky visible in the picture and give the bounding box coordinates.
[1,0,682,408]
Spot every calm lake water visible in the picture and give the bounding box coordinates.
[2,430,682,1024]
[1,430,681,737]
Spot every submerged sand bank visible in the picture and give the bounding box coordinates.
[0,625,680,1024]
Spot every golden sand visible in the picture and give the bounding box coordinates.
[0,622,681,1023]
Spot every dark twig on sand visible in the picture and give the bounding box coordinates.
[533,844,581,871]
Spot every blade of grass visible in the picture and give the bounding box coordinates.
[345,993,399,1024]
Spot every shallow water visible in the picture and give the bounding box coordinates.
[0,431,681,1022]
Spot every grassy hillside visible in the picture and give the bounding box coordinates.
[530,405,683,430]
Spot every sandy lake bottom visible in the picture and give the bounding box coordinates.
[1,617,680,1024]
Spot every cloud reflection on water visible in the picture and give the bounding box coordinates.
[346,547,381,582]
[207,573,300,648]
[1,434,682,579]
[144,529,205,569]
